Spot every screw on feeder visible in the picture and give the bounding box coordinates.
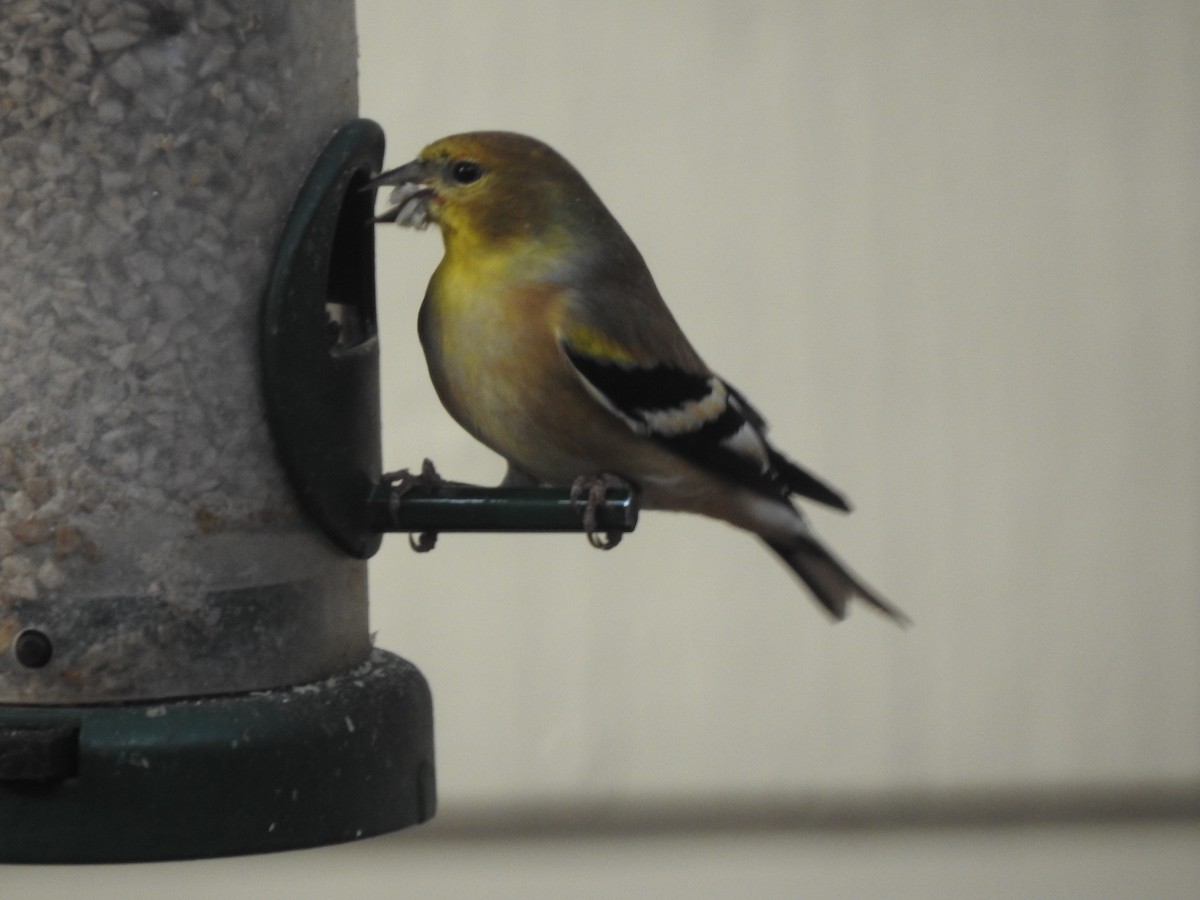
[13,630,53,670]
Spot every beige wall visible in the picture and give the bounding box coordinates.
[8,1,1197,896]
[366,0,1200,805]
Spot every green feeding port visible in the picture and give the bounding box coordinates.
[261,118,387,560]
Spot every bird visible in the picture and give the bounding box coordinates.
[367,131,905,623]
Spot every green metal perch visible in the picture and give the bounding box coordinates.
[367,482,639,535]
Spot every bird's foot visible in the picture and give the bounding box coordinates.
[570,473,632,550]
[407,530,438,553]
[382,458,442,553]
[382,457,444,498]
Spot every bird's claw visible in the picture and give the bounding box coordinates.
[383,457,444,494]
[383,458,442,552]
[570,473,631,551]
[408,531,438,553]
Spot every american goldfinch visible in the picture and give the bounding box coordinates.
[369,131,904,623]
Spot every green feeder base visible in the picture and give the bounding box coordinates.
[0,649,435,863]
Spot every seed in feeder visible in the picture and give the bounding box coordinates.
[108,52,144,90]
[37,559,67,590]
[96,98,126,124]
[90,30,140,54]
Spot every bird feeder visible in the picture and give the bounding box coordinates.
[0,0,635,864]
[0,1,432,862]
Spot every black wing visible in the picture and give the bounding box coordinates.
[560,340,850,510]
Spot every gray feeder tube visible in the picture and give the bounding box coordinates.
[0,1,369,703]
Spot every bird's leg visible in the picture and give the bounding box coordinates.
[570,473,632,550]
[382,458,442,552]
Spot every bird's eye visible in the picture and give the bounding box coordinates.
[449,160,484,185]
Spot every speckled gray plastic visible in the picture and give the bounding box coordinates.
[0,0,369,701]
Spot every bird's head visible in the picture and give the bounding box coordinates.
[366,131,614,256]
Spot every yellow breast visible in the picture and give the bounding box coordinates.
[419,248,570,456]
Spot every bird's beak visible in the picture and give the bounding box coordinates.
[362,159,432,192]
[363,159,436,227]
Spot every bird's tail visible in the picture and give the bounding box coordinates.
[763,535,909,625]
